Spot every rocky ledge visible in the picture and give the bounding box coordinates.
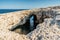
[0,6,60,40]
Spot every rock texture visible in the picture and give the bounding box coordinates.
[0,29,30,40]
[27,18,60,40]
[0,10,32,40]
[0,6,60,40]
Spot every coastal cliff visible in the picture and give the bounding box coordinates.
[0,6,60,40]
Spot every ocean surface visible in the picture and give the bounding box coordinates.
[0,9,28,14]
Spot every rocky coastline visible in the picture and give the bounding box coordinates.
[0,6,60,40]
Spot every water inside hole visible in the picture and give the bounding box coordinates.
[10,15,38,35]
[30,16,34,31]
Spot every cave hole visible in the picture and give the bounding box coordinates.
[10,14,44,35]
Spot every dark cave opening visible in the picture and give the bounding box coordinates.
[10,14,44,35]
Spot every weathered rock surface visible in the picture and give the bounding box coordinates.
[27,18,60,40]
[0,29,30,40]
[0,10,33,40]
[0,6,60,40]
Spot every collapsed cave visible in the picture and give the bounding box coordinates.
[10,13,49,35]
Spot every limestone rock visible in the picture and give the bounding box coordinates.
[0,29,30,40]
[0,7,60,40]
[27,18,60,40]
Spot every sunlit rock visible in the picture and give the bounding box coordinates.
[0,6,60,40]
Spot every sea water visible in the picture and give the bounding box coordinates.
[0,9,28,14]
[30,16,34,31]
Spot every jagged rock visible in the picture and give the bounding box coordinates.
[0,10,32,40]
[0,7,59,40]
[27,18,60,40]
[0,29,30,40]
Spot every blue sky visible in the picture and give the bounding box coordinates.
[0,0,60,9]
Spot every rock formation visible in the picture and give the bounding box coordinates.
[0,6,60,40]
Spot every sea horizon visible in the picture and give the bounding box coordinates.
[0,9,28,14]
